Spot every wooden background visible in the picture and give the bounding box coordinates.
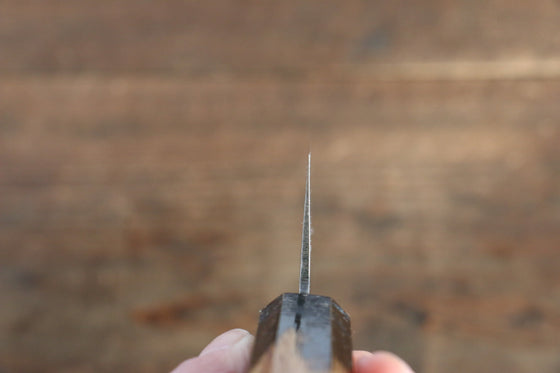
[1,1,560,372]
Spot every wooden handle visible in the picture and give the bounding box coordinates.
[249,328,348,373]
[248,293,352,373]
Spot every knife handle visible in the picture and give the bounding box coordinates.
[248,293,352,373]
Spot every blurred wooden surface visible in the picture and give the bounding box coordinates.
[1,1,560,372]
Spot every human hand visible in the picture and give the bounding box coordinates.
[172,329,414,373]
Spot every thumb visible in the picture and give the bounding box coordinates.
[171,329,254,373]
[353,351,415,373]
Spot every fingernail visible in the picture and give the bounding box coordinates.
[354,351,415,373]
[231,332,253,348]
[371,351,415,373]
[228,332,255,373]
[199,329,251,356]
[355,352,376,371]
[231,332,254,351]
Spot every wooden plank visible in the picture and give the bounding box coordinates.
[1,1,560,76]
[1,77,560,372]
[2,2,560,372]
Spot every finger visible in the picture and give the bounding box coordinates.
[353,350,415,373]
[199,329,251,356]
[171,329,254,373]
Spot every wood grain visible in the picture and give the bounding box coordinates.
[1,1,560,373]
[249,329,319,373]
[1,1,560,76]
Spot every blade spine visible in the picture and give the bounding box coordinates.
[299,153,311,295]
